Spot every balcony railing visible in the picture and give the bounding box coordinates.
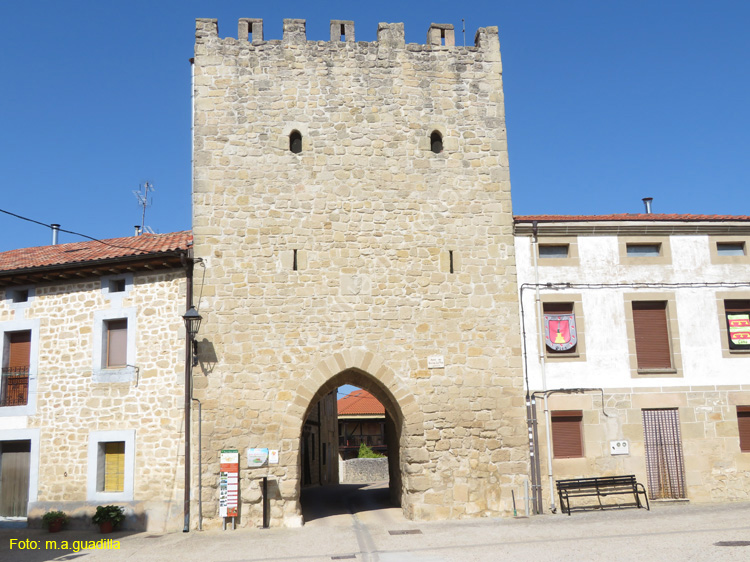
[1,366,29,407]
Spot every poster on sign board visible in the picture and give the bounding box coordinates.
[247,448,269,467]
[219,449,239,518]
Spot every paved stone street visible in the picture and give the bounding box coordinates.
[2,484,750,561]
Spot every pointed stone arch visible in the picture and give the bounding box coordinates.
[280,348,426,524]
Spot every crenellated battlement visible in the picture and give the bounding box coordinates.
[196,18,499,52]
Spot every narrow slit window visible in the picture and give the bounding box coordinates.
[430,131,443,153]
[449,250,454,273]
[293,249,298,271]
[441,29,446,46]
[289,130,302,154]
[340,24,346,41]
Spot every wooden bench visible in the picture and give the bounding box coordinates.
[556,475,650,515]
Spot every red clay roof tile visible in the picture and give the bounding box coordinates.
[515,214,750,222]
[0,231,192,273]
[337,389,385,416]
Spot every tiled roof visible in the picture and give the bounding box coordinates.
[0,231,192,273]
[515,214,750,222]
[337,389,385,416]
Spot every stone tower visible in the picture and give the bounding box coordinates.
[192,17,526,528]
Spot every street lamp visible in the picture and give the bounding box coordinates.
[182,306,202,366]
[182,305,202,533]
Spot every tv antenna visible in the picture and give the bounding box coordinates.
[133,181,155,235]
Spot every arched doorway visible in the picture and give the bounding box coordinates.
[299,368,403,522]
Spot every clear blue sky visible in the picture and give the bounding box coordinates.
[1,1,748,252]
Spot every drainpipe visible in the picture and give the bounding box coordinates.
[532,221,556,513]
[183,255,194,532]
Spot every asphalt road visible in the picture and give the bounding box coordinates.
[2,484,750,561]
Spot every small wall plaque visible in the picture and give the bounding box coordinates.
[427,355,445,369]
[610,440,629,455]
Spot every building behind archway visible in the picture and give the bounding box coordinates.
[191,17,527,528]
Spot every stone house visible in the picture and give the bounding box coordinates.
[190,17,527,528]
[514,211,750,512]
[0,231,192,531]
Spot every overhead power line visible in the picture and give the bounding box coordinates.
[0,207,161,252]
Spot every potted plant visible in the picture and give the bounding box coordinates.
[42,510,69,533]
[91,505,125,533]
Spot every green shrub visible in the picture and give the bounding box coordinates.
[91,505,126,526]
[358,443,385,458]
[42,510,69,529]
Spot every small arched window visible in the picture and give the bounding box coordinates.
[289,130,302,154]
[430,131,443,153]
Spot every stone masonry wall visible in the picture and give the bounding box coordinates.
[192,18,527,527]
[0,269,187,532]
[538,386,750,505]
[342,458,389,484]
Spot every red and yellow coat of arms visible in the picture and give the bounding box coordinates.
[727,312,750,350]
[544,313,577,351]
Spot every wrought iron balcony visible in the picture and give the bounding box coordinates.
[1,366,29,407]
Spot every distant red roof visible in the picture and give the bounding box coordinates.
[515,214,750,222]
[338,390,385,416]
[0,231,192,273]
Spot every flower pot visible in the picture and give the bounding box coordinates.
[99,521,114,534]
[48,520,63,533]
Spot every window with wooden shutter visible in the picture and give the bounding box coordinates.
[551,410,583,458]
[738,407,750,452]
[7,331,31,370]
[632,301,672,369]
[2,331,31,407]
[103,442,125,492]
[105,319,127,368]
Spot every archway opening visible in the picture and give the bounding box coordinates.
[298,368,403,523]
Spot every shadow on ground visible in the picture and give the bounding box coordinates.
[301,482,394,523]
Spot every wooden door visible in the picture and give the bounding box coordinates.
[0,441,31,517]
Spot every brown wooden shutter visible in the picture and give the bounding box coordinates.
[738,407,750,452]
[551,410,583,458]
[106,319,128,368]
[632,302,672,369]
[8,332,31,370]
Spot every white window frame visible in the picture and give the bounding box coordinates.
[4,285,35,313]
[0,318,40,417]
[92,308,136,383]
[101,273,133,303]
[87,429,135,502]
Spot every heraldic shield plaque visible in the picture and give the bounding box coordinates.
[544,313,577,351]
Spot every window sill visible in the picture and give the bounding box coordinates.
[92,367,136,383]
[634,368,679,378]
